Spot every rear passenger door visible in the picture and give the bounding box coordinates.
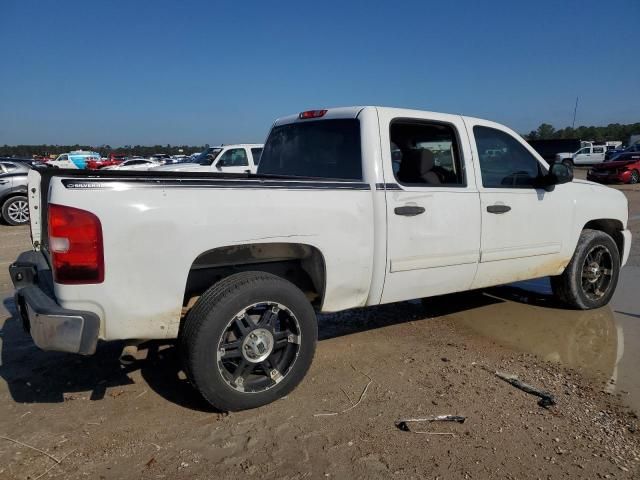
[378,110,482,304]
[214,148,252,174]
[591,146,605,163]
[465,119,574,288]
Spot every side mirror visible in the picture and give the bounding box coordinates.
[549,162,573,185]
[216,158,227,168]
[535,162,572,191]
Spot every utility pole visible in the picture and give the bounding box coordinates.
[572,96,579,129]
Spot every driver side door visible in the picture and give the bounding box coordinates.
[573,147,592,165]
[465,119,574,288]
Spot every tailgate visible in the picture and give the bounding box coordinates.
[26,168,43,249]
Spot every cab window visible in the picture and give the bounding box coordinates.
[251,148,263,165]
[473,126,543,188]
[2,162,17,172]
[218,148,248,167]
[390,120,465,186]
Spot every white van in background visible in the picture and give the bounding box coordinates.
[45,150,101,169]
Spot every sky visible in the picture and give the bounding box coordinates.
[0,0,638,146]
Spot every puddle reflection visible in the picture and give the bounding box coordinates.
[449,277,621,382]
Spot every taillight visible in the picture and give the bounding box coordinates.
[299,109,327,119]
[48,204,104,284]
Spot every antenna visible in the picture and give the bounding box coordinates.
[571,96,579,129]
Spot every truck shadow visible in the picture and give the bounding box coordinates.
[0,279,581,412]
[0,296,213,411]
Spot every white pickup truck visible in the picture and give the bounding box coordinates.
[10,106,631,411]
[152,144,263,174]
[556,143,619,166]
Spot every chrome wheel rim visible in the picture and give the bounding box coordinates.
[580,245,613,301]
[631,171,639,184]
[7,199,29,224]
[217,302,301,393]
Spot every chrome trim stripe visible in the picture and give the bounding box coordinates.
[61,178,371,191]
[375,183,402,191]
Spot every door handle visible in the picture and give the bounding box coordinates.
[394,205,425,216]
[487,204,511,214]
[0,180,8,185]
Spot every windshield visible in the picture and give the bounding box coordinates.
[193,148,223,165]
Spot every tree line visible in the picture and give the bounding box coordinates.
[2,121,639,158]
[525,122,640,142]
[0,144,207,159]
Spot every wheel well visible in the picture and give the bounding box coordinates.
[183,243,326,312]
[583,219,624,256]
[1,191,28,206]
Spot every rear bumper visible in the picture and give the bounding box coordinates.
[9,251,99,355]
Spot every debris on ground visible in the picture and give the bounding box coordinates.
[314,366,373,417]
[395,415,466,434]
[493,370,556,408]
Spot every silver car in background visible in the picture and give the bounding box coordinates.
[0,160,31,225]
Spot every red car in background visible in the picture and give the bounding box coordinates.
[86,153,127,170]
[587,154,640,184]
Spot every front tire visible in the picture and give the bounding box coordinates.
[2,196,30,226]
[180,272,317,411]
[551,229,620,309]
[630,169,639,184]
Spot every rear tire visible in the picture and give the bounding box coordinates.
[630,169,639,184]
[2,196,30,226]
[551,229,620,309]
[180,272,317,411]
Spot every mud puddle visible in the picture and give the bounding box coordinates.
[448,266,640,413]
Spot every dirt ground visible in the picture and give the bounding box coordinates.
[0,173,639,479]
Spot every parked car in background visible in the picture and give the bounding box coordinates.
[556,145,609,166]
[101,158,161,171]
[169,155,191,163]
[0,157,49,170]
[45,150,101,169]
[10,106,631,412]
[0,160,30,225]
[152,144,263,174]
[587,153,640,184]
[87,153,128,170]
[605,143,640,161]
[149,154,171,164]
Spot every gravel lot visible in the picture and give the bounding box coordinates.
[0,174,639,479]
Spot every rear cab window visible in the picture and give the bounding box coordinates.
[258,119,362,180]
